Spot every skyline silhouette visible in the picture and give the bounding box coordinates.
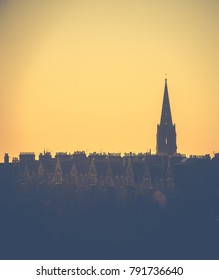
[0,77,218,162]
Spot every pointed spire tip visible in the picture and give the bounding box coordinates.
[165,73,167,82]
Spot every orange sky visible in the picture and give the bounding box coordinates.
[1,0,219,161]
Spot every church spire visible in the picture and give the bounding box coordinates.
[160,79,173,126]
[156,79,177,155]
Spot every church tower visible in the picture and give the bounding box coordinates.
[156,79,177,155]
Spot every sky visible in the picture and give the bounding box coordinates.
[0,0,219,161]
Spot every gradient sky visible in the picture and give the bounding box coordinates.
[0,0,219,161]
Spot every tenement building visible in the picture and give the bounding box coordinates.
[0,151,179,189]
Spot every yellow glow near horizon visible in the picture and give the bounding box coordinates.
[1,0,219,161]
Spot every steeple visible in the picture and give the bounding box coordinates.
[160,79,173,126]
[156,79,177,155]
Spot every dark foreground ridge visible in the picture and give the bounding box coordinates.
[1,152,219,260]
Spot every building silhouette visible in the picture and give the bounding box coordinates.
[157,79,177,155]
[8,151,177,189]
[1,79,218,193]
